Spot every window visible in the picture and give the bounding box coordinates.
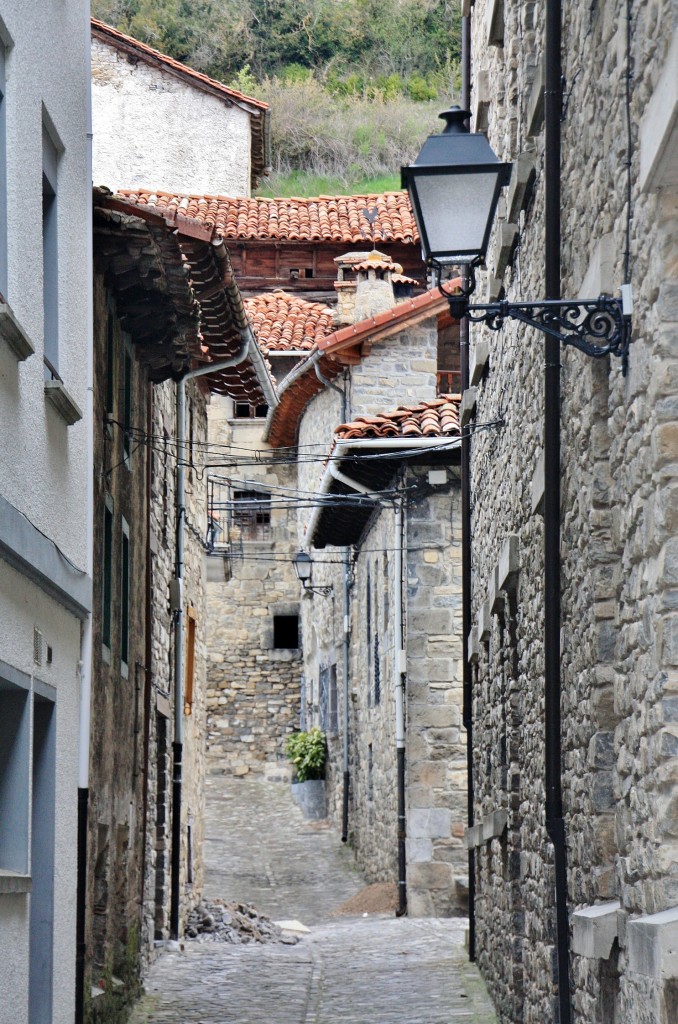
[232,489,271,540]
[184,607,197,715]
[319,665,338,735]
[42,125,58,374]
[0,44,6,298]
[273,615,299,649]
[122,347,132,466]
[102,499,113,654]
[233,401,268,419]
[0,682,30,874]
[121,518,130,673]
[105,302,115,428]
[374,632,381,705]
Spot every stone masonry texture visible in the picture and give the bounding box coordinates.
[205,396,302,778]
[295,313,468,916]
[467,1,678,1022]
[128,775,497,1024]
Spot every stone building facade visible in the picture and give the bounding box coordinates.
[89,198,211,1018]
[462,0,678,1021]
[87,192,274,1017]
[286,266,468,915]
[204,397,303,777]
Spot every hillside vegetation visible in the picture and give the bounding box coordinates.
[92,0,461,194]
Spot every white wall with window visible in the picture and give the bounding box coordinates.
[0,2,91,1022]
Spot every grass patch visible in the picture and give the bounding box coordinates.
[256,171,401,198]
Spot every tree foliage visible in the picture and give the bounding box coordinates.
[92,0,461,95]
[92,0,461,193]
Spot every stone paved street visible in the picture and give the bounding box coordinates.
[130,777,496,1023]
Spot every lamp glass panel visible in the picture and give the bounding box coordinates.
[294,553,312,581]
[414,171,500,260]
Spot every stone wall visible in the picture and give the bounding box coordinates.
[467,1,678,1021]
[296,316,467,915]
[144,375,208,945]
[88,279,149,1006]
[204,397,302,776]
[87,284,208,1012]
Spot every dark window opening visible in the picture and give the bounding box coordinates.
[121,523,130,667]
[122,349,132,464]
[105,305,115,422]
[234,402,268,419]
[102,503,113,650]
[232,489,271,540]
[274,615,299,650]
[374,632,381,705]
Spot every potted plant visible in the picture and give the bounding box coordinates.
[285,727,327,819]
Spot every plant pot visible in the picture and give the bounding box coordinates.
[291,778,327,820]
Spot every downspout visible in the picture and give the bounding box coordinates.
[169,377,185,940]
[341,553,351,843]
[313,356,353,842]
[544,1,571,1020]
[75,14,94,1020]
[170,335,268,939]
[139,383,154,923]
[460,4,475,963]
[394,496,407,916]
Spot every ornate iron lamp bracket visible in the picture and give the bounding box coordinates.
[437,261,631,375]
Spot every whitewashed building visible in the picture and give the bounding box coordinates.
[91,18,270,196]
[0,2,92,1022]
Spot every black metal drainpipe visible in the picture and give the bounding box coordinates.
[75,786,88,1024]
[460,6,475,963]
[544,0,572,1020]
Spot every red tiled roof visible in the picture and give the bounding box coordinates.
[244,291,335,352]
[97,191,275,404]
[91,18,268,111]
[334,396,461,441]
[350,257,403,273]
[116,190,419,245]
[265,287,457,449]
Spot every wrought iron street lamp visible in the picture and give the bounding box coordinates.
[293,551,333,596]
[402,107,632,373]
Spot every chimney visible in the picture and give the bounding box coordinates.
[333,250,403,326]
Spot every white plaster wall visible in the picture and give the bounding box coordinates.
[91,39,252,195]
[0,564,82,1024]
[0,0,90,571]
[0,3,90,1021]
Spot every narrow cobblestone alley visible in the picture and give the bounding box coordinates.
[129,777,496,1024]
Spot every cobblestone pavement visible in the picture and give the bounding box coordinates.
[130,776,497,1024]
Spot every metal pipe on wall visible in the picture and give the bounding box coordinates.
[394,497,407,916]
[459,4,476,964]
[75,9,94,1014]
[341,553,351,842]
[544,0,572,1019]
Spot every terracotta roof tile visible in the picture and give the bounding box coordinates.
[334,396,461,441]
[116,190,418,245]
[244,291,335,353]
[265,288,457,448]
[317,287,455,356]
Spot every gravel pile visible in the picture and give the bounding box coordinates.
[185,899,299,945]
